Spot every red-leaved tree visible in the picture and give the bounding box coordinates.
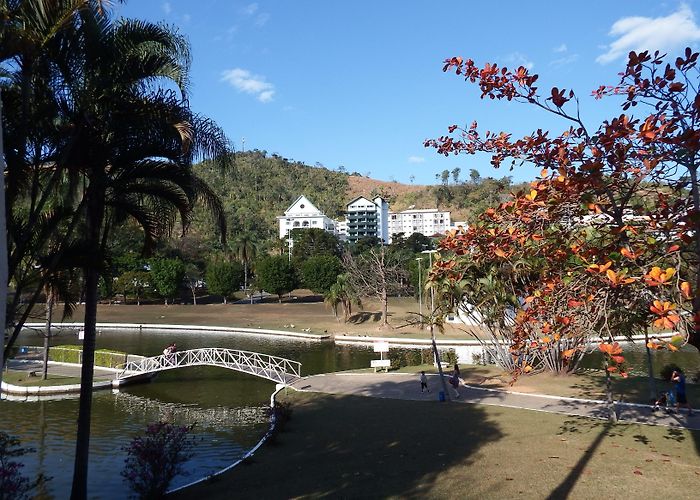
[426,48,700,362]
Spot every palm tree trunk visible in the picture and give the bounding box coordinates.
[0,90,8,381]
[71,181,105,500]
[244,260,248,296]
[42,290,53,380]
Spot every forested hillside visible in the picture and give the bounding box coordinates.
[186,150,526,250]
[191,150,349,243]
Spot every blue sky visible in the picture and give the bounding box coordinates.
[117,1,700,185]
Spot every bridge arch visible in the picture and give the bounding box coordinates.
[117,348,301,385]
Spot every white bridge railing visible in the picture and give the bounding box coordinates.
[117,348,302,385]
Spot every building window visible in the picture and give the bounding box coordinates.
[302,221,309,227]
[300,204,305,209]
[312,221,318,225]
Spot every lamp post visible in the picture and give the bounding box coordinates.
[415,257,423,329]
[421,249,449,400]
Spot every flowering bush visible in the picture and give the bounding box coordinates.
[0,432,42,500]
[121,422,196,499]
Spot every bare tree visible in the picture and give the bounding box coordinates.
[343,247,408,327]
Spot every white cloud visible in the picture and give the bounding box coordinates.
[255,13,270,27]
[244,3,259,15]
[550,53,579,67]
[553,43,568,53]
[182,13,192,23]
[408,156,425,164]
[504,51,534,70]
[162,2,172,15]
[597,3,700,64]
[221,68,275,103]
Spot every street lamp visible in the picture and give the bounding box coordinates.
[415,257,423,328]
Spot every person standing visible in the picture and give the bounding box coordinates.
[420,371,429,393]
[672,369,694,416]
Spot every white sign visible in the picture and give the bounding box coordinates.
[370,359,391,368]
[78,330,85,340]
[373,342,389,353]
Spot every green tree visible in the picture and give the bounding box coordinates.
[255,256,298,303]
[352,236,382,255]
[291,228,340,263]
[302,255,343,294]
[150,258,185,305]
[205,260,243,304]
[115,270,150,306]
[183,263,202,305]
[325,273,360,322]
[231,232,259,296]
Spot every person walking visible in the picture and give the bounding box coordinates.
[672,369,694,416]
[450,364,461,399]
[420,371,429,393]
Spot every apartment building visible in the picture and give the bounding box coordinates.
[345,196,390,244]
[388,208,451,240]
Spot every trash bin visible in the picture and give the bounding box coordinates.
[438,391,445,402]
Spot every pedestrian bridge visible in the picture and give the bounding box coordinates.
[116,348,302,385]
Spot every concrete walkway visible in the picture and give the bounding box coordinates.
[290,372,700,430]
[6,358,116,380]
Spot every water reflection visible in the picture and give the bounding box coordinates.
[4,329,375,499]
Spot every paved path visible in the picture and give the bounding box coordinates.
[290,372,700,430]
[6,358,116,380]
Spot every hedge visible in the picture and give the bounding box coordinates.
[49,345,128,368]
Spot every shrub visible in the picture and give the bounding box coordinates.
[0,432,46,499]
[387,348,457,370]
[49,346,127,367]
[121,422,196,499]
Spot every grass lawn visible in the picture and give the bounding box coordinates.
[43,293,484,340]
[172,391,700,499]
[1,369,80,386]
[400,364,700,406]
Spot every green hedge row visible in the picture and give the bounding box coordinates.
[49,345,128,368]
[387,348,458,370]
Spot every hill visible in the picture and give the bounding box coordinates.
[185,150,525,250]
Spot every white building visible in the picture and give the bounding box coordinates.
[345,196,390,244]
[388,208,451,241]
[277,195,336,239]
[335,219,348,241]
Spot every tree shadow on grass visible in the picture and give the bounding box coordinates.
[546,422,614,500]
[175,390,503,499]
[347,311,382,324]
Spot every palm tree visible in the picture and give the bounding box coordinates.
[22,9,230,498]
[232,232,259,299]
[330,274,359,323]
[324,285,341,322]
[0,0,123,371]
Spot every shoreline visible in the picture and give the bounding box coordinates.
[22,322,331,341]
